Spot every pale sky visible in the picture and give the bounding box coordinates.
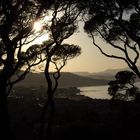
[62,22,129,73]
[31,20,137,73]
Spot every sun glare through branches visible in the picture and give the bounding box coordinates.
[33,21,43,32]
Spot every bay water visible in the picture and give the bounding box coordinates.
[78,82,140,100]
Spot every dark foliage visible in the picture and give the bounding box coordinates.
[80,0,140,78]
[0,0,82,139]
[108,71,140,101]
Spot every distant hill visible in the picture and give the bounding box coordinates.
[75,67,130,77]
[74,72,114,80]
[58,72,108,87]
[14,72,108,88]
[13,66,140,88]
[96,67,131,76]
[74,67,140,82]
[15,72,46,88]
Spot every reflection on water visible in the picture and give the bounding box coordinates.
[78,85,111,100]
[78,82,140,100]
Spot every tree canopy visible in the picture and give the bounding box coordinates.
[0,0,51,92]
[81,0,140,78]
[0,0,82,138]
[0,0,57,138]
[108,70,140,101]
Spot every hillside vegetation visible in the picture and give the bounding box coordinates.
[14,72,108,88]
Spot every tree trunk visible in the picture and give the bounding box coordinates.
[45,89,55,138]
[0,82,13,139]
[132,65,140,78]
[39,60,55,140]
[39,85,55,140]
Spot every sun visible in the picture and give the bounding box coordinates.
[32,16,51,44]
[33,21,43,32]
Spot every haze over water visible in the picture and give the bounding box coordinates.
[79,82,140,100]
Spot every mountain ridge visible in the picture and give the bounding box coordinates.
[13,66,140,88]
[74,66,140,81]
[14,72,108,88]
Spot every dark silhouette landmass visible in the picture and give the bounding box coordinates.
[7,70,140,140]
[14,72,108,88]
[8,88,140,140]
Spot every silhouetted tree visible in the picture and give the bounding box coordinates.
[37,1,82,139]
[108,71,140,101]
[0,0,55,138]
[0,0,81,139]
[39,44,81,139]
[81,0,140,78]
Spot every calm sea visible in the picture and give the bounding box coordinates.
[78,82,140,100]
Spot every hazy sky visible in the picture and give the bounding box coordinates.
[32,20,137,73]
[62,22,129,73]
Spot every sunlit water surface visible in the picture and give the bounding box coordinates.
[78,82,140,100]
